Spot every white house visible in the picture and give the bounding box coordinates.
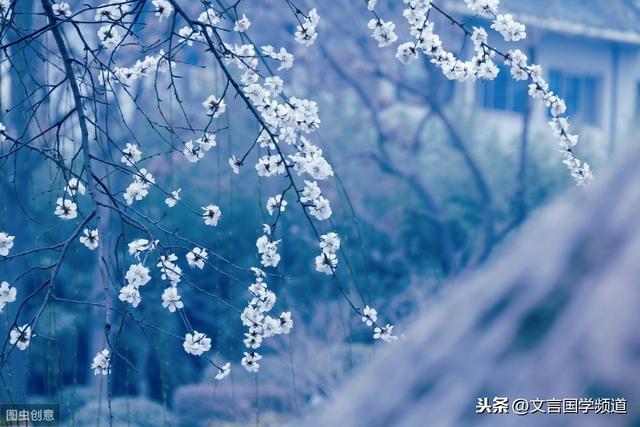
[444,0,640,156]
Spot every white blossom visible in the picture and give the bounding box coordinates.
[243,331,263,349]
[55,198,78,220]
[95,0,130,21]
[156,253,182,286]
[202,95,226,118]
[183,141,203,163]
[229,155,241,174]
[165,189,181,207]
[256,235,281,268]
[234,14,251,32]
[215,362,231,380]
[202,204,222,226]
[301,180,321,203]
[183,331,211,355]
[128,238,156,259]
[120,143,142,166]
[10,324,33,350]
[118,284,141,308]
[319,232,340,254]
[97,25,122,49]
[134,168,155,186]
[294,9,320,47]
[124,181,149,205]
[491,14,526,42]
[0,232,15,256]
[261,315,281,338]
[309,196,332,221]
[125,263,151,287]
[152,0,172,21]
[367,19,398,47]
[315,252,337,275]
[161,286,184,312]
[256,155,285,177]
[198,8,220,26]
[373,324,398,342]
[65,178,86,196]
[186,247,208,269]
[0,0,10,21]
[79,228,99,250]
[362,305,378,327]
[396,42,419,64]
[261,45,294,71]
[464,0,498,17]
[264,76,284,94]
[198,133,217,151]
[52,2,72,17]
[266,195,287,215]
[278,311,293,334]
[0,281,17,312]
[91,349,111,375]
[241,351,262,372]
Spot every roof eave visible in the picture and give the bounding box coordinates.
[442,1,640,45]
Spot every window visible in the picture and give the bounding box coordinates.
[548,70,600,125]
[476,65,527,113]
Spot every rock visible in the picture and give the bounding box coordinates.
[309,146,640,427]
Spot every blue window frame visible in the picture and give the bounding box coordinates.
[548,70,600,125]
[477,65,527,113]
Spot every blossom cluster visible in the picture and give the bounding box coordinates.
[315,232,340,275]
[256,234,282,268]
[393,1,500,80]
[2,1,406,381]
[294,8,320,47]
[124,168,155,205]
[183,331,211,356]
[506,50,593,184]
[119,237,228,370]
[239,268,293,373]
[301,180,332,221]
[55,177,85,220]
[184,133,218,164]
[361,305,398,342]
[96,1,130,49]
[178,8,221,46]
[115,239,158,309]
[367,18,398,48]
[118,263,151,308]
[365,0,592,184]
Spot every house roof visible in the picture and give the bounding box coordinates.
[444,0,640,44]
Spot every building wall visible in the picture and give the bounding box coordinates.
[615,45,640,149]
[452,30,638,160]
